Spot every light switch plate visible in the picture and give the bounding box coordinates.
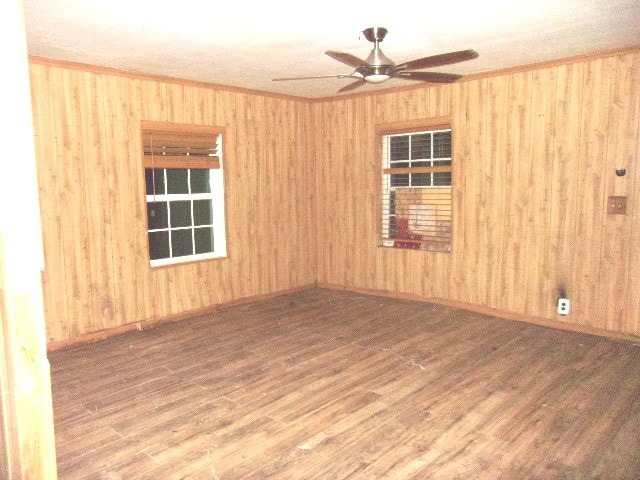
[607,196,627,215]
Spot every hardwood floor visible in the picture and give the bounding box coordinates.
[49,288,640,479]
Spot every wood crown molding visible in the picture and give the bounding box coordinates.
[27,55,310,103]
[30,44,640,104]
[310,44,640,103]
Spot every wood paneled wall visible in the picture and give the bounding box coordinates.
[312,51,640,337]
[29,62,316,345]
[29,49,640,345]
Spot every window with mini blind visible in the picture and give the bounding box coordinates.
[142,123,227,267]
[380,125,452,252]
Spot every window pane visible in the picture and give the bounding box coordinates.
[390,136,409,161]
[411,133,431,159]
[166,169,189,194]
[171,229,193,257]
[194,227,214,254]
[190,169,211,193]
[193,200,213,226]
[390,174,410,187]
[147,202,168,230]
[433,172,452,186]
[169,201,192,228]
[433,131,451,158]
[412,173,431,186]
[145,168,166,195]
[149,231,170,260]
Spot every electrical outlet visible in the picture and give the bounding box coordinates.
[557,298,570,315]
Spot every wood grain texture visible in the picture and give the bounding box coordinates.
[29,63,315,344]
[0,3,58,473]
[313,50,640,337]
[29,49,639,344]
[49,289,640,479]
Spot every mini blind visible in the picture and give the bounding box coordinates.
[142,126,221,169]
[380,127,452,252]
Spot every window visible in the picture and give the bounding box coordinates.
[142,123,227,266]
[380,125,452,252]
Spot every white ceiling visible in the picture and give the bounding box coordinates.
[24,0,640,99]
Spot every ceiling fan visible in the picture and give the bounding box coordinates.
[274,27,478,93]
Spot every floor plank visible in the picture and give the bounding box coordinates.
[49,288,640,479]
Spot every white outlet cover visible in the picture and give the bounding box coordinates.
[557,298,570,315]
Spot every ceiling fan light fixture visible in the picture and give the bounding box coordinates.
[365,74,391,84]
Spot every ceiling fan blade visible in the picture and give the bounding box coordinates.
[338,79,366,93]
[273,73,361,81]
[326,50,368,68]
[396,49,479,71]
[394,71,463,83]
